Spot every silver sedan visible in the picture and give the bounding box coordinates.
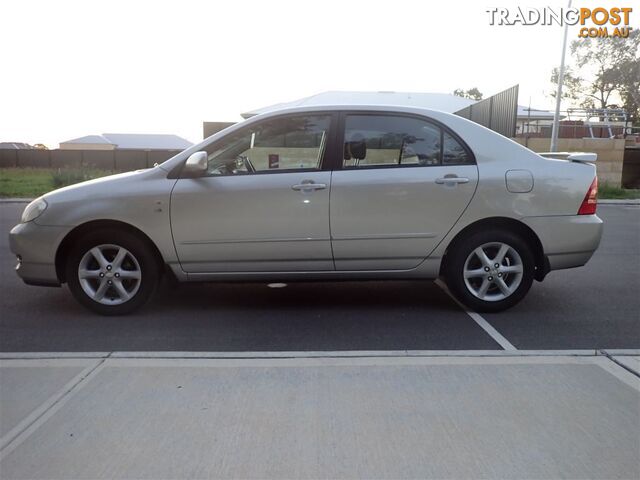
[9,105,602,315]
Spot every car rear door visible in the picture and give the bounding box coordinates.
[171,113,336,273]
[330,112,478,270]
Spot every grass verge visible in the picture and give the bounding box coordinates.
[0,168,113,198]
[599,182,640,199]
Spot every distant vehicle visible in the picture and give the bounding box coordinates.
[10,105,602,315]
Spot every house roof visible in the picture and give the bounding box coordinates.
[60,133,193,150]
[61,135,112,145]
[241,91,477,118]
[0,142,35,149]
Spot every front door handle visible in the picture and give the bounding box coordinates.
[435,176,469,185]
[292,180,327,191]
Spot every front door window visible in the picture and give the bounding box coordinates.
[206,115,331,175]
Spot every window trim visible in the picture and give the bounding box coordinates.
[176,111,339,179]
[335,111,476,171]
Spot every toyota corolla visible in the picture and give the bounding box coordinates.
[9,105,602,314]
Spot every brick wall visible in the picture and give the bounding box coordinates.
[513,137,625,187]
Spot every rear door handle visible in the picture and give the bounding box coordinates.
[292,181,327,191]
[435,176,469,185]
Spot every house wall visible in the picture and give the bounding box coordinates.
[513,137,625,187]
[59,142,115,151]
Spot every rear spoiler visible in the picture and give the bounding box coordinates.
[538,152,597,163]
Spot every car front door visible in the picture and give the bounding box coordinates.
[330,113,479,270]
[171,113,336,273]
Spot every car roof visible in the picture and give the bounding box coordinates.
[247,103,452,118]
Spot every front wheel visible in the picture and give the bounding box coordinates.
[444,230,534,312]
[65,229,160,315]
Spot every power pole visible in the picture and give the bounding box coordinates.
[550,0,572,152]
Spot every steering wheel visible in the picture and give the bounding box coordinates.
[237,155,256,173]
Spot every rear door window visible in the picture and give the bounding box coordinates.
[342,114,473,168]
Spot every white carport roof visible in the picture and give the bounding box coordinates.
[517,106,561,120]
[242,90,561,122]
[242,91,477,118]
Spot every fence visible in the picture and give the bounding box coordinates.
[0,148,184,171]
[516,107,632,140]
[516,122,627,139]
[455,85,519,138]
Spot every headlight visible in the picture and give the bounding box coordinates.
[21,197,48,223]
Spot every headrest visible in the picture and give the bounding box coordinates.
[344,133,367,161]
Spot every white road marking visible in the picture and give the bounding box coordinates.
[600,349,640,356]
[592,357,640,391]
[0,358,107,460]
[435,279,517,351]
[267,283,287,288]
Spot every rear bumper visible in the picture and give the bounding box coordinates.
[522,214,603,271]
[9,221,69,287]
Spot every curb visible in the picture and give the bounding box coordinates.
[599,199,640,205]
[3,349,635,360]
[0,198,32,203]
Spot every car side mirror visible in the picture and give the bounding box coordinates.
[182,151,208,177]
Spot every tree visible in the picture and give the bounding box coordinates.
[615,55,640,124]
[549,67,583,102]
[550,30,640,124]
[453,88,483,100]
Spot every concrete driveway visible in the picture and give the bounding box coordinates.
[1,354,639,479]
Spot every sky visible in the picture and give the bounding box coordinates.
[0,0,635,147]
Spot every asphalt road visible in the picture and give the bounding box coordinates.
[1,202,638,352]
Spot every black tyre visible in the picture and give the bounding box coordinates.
[65,229,161,315]
[444,229,534,313]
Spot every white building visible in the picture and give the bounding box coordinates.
[60,133,193,151]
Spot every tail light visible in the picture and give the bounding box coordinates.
[578,177,598,215]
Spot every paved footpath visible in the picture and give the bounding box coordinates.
[1,351,638,479]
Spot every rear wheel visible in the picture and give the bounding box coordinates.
[65,229,160,315]
[444,229,534,312]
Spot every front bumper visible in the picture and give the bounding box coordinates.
[9,221,70,287]
[522,214,603,271]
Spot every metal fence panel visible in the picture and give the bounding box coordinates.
[51,150,82,168]
[115,150,147,171]
[0,149,186,170]
[455,85,519,138]
[17,150,50,167]
[148,150,179,167]
[0,149,18,167]
[83,150,115,170]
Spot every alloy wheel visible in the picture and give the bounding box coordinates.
[463,242,524,302]
[77,244,142,305]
